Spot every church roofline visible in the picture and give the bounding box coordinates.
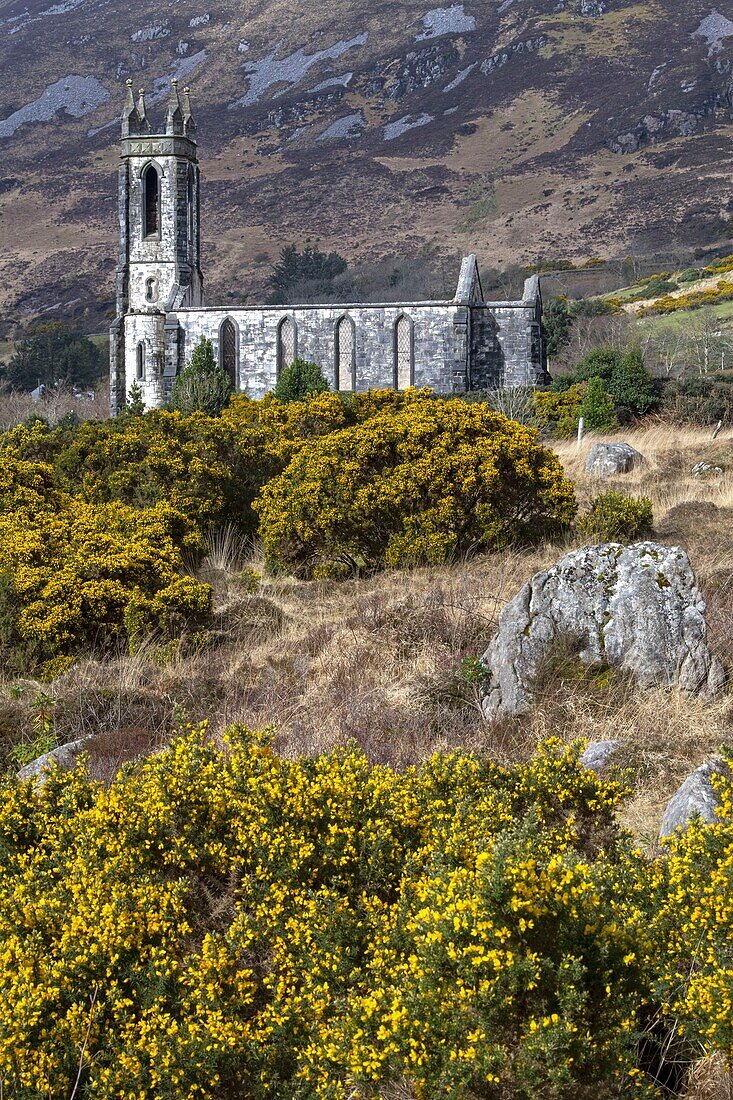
[160,298,536,314]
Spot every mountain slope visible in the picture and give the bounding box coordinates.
[0,0,732,331]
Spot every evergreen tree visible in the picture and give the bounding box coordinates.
[542,296,572,358]
[579,377,618,432]
[266,245,350,305]
[5,323,105,391]
[606,348,657,415]
[125,382,145,417]
[273,359,330,403]
[171,338,231,417]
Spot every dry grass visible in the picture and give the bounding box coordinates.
[682,1054,733,1100]
[2,420,730,843]
[0,382,109,431]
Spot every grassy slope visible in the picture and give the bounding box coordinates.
[3,421,731,850]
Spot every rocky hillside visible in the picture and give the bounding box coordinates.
[0,0,732,330]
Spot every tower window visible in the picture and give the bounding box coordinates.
[220,318,238,389]
[394,315,414,390]
[145,278,157,303]
[136,342,145,381]
[277,317,297,378]
[143,164,160,238]
[336,316,355,392]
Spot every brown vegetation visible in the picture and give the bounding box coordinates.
[2,422,729,849]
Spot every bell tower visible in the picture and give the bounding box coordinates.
[110,79,204,413]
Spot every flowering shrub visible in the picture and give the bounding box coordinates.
[255,400,576,576]
[0,485,211,670]
[532,383,586,437]
[652,759,733,1055]
[0,732,675,1098]
[578,491,653,543]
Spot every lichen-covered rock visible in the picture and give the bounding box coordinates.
[660,758,730,841]
[481,542,725,720]
[585,442,644,478]
[17,735,93,786]
[580,740,622,772]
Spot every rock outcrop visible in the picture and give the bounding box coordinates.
[17,735,93,786]
[481,542,725,720]
[585,442,644,478]
[580,740,622,772]
[660,758,730,840]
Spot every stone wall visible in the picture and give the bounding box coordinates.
[170,302,471,400]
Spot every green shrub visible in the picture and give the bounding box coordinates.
[532,383,585,437]
[657,372,733,425]
[255,398,576,577]
[273,358,330,403]
[578,490,653,542]
[171,337,232,417]
[579,377,618,432]
[554,347,657,418]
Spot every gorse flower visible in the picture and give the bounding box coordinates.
[2,732,728,1099]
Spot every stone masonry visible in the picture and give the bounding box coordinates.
[110,82,549,412]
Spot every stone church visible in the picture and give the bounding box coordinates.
[109,81,548,413]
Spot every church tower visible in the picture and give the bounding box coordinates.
[110,79,204,413]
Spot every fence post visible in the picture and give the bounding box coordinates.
[577,416,585,451]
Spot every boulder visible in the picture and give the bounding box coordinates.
[691,461,723,478]
[481,542,725,720]
[580,740,622,773]
[585,442,644,478]
[660,758,730,841]
[17,735,93,786]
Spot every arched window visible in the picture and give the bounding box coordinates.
[145,277,156,303]
[394,315,414,390]
[136,342,145,381]
[335,316,355,392]
[220,318,238,389]
[143,164,160,238]
[277,317,297,377]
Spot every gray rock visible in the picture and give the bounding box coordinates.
[585,442,644,478]
[691,461,723,478]
[17,735,93,785]
[660,758,730,840]
[580,740,622,772]
[481,542,725,720]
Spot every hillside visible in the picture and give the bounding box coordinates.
[0,0,732,333]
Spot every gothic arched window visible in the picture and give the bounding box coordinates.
[143,164,160,238]
[336,316,355,392]
[277,317,297,378]
[136,342,145,381]
[394,315,414,390]
[220,318,238,389]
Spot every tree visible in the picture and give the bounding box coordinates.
[682,309,733,376]
[171,338,231,417]
[273,359,330,403]
[125,382,145,417]
[542,296,572,358]
[579,376,618,432]
[5,323,105,391]
[266,244,350,305]
[606,347,656,415]
[556,346,657,417]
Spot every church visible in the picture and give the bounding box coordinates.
[109,81,549,413]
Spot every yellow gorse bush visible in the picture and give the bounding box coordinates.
[0,731,673,1099]
[255,397,576,577]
